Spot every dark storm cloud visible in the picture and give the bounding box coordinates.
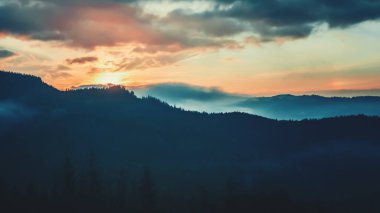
[0,0,379,47]
[214,0,380,25]
[203,0,380,39]
[0,2,53,37]
[0,4,38,34]
[0,49,16,59]
[163,10,247,37]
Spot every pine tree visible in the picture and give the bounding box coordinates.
[116,169,128,209]
[63,156,75,197]
[140,166,156,213]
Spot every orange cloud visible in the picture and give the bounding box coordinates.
[53,5,165,48]
[66,56,98,65]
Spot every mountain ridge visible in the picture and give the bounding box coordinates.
[132,82,380,120]
[1,70,380,212]
[3,70,380,121]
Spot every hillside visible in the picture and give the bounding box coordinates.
[1,71,380,213]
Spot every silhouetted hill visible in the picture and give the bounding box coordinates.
[1,71,380,213]
[0,71,57,100]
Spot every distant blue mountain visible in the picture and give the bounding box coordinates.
[133,83,380,120]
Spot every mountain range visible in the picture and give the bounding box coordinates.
[132,83,380,120]
[1,71,380,213]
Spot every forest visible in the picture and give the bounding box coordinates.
[1,71,380,212]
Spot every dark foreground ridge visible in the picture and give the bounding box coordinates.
[1,71,380,213]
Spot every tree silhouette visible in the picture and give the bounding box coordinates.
[84,152,105,212]
[140,166,156,213]
[198,185,211,213]
[116,169,128,210]
[63,156,75,196]
[0,176,6,210]
[221,179,237,213]
[61,156,76,212]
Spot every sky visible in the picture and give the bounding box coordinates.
[0,0,380,96]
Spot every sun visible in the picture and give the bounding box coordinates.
[94,72,126,85]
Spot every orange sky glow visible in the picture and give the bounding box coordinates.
[0,0,379,96]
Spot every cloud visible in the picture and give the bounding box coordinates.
[133,83,241,102]
[66,56,98,65]
[0,49,16,59]
[48,65,73,79]
[0,0,379,72]
[56,65,71,71]
[115,55,184,71]
[0,0,238,73]
[0,2,53,38]
[0,2,163,48]
[52,5,169,48]
[162,9,247,37]
[0,101,34,119]
[132,83,249,113]
[155,0,380,43]
[0,101,35,132]
[201,0,380,40]
[2,0,378,49]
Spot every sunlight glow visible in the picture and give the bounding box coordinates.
[94,72,126,85]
